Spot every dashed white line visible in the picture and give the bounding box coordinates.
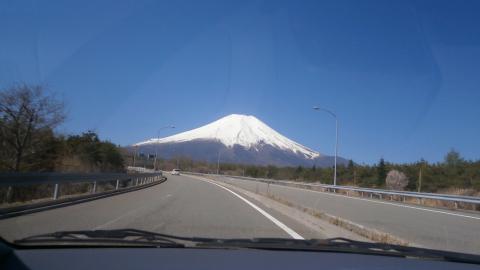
[94,194,172,229]
[191,176,304,240]
[93,207,142,230]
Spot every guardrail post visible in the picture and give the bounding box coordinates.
[92,181,97,193]
[116,179,119,190]
[53,184,59,200]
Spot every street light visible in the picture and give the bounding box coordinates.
[313,106,338,186]
[217,150,221,175]
[154,125,175,171]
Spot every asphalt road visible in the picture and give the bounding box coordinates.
[2,173,479,255]
[0,174,324,242]
[213,175,480,254]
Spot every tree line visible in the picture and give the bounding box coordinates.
[3,84,479,194]
[0,84,124,173]
[129,149,480,194]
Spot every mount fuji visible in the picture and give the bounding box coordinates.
[132,114,347,167]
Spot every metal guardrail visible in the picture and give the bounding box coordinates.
[0,171,164,202]
[0,172,156,186]
[184,172,480,208]
[127,166,156,173]
[0,171,166,219]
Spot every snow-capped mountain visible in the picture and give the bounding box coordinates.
[135,114,319,159]
[132,114,347,167]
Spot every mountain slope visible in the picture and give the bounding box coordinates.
[135,114,319,159]
[133,114,347,167]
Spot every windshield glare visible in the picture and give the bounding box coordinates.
[1,0,480,258]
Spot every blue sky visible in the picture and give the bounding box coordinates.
[1,0,480,164]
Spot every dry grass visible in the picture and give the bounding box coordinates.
[407,188,480,211]
[262,192,410,246]
[299,182,480,211]
[0,179,135,209]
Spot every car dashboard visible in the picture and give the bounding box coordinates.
[1,244,478,270]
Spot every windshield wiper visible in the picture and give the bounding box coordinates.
[196,237,480,264]
[13,231,480,264]
[13,229,193,248]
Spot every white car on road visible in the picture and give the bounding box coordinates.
[171,169,180,175]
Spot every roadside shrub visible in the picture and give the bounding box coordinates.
[385,170,409,191]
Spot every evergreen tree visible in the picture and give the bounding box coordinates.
[444,149,464,167]
[377,158,387,186]
[294,166,303,180]
[347,159,354,170]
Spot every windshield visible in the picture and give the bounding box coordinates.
[1,0,480,258]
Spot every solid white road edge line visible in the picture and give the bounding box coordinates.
[266,182,480,221]
[191,176,304,240]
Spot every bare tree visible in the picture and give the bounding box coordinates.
[0,84,65,171]
[385,170,409,191]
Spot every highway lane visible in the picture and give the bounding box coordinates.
[213,175,480,254]
[4,172,478,254]
[0,174,324,242]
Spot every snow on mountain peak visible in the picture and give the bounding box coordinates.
[135,114,320,159]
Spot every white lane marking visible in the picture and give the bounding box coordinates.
[94,207,142,229]
[94,194,173,229]
[267,183,480,221]
[192,176,304,240]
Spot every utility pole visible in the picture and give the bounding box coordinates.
[216,150,220,175]
[154,125,175,171]
[353,169,357,186]
[418,167,423,193]
[133,146,138,167]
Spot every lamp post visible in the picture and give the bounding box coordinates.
[217,150,221,175]
[133,145,138,167]
[313,106,338,186]
[154,125,175,171]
